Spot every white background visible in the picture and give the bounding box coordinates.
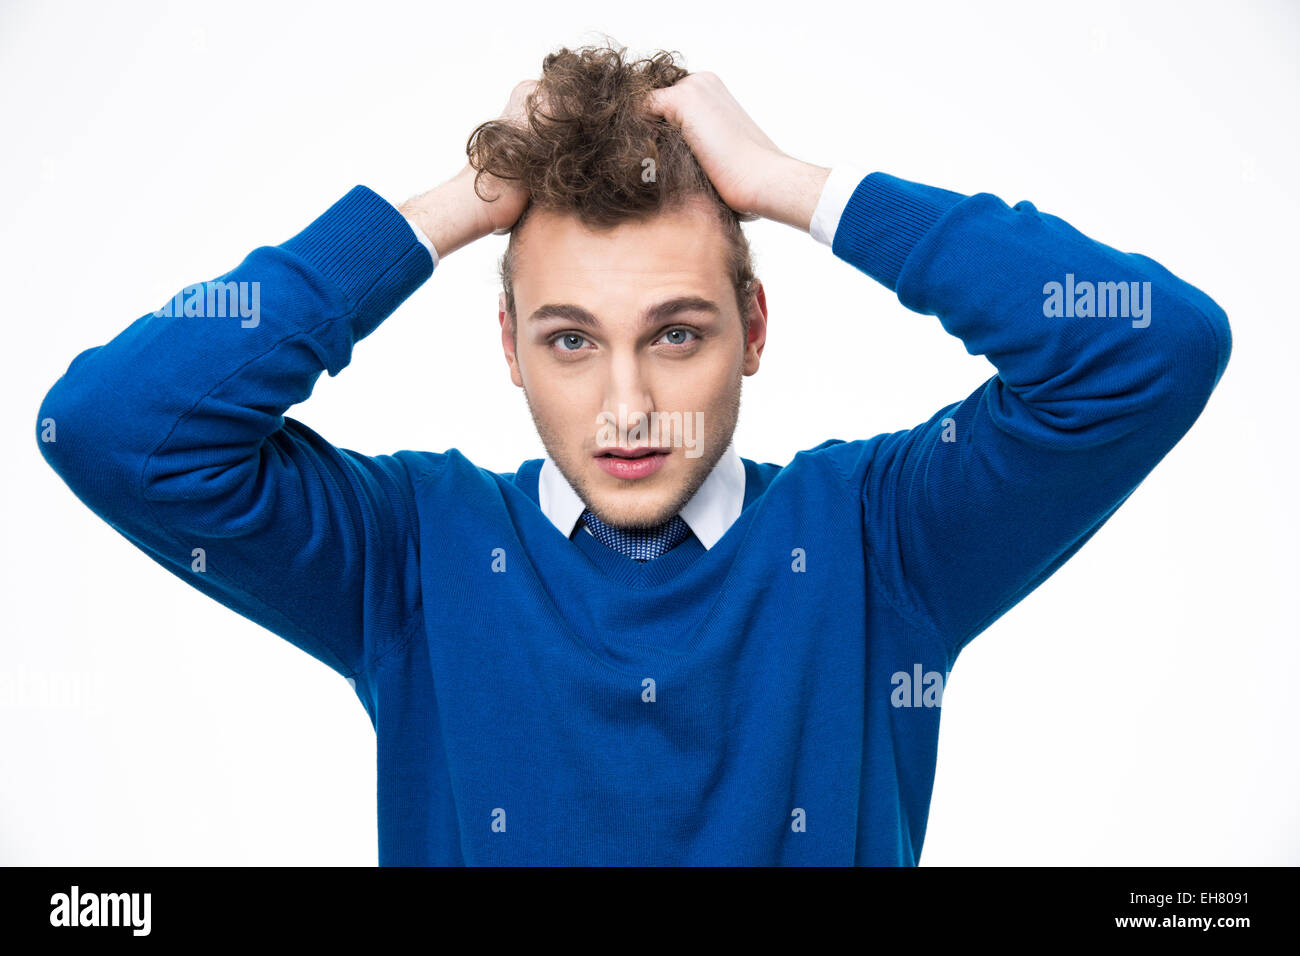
[2,0,1295,865]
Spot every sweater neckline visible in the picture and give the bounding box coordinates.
[569,518,707,586]
[489,455,769,673]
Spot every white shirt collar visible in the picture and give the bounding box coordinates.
[537,439,745,550]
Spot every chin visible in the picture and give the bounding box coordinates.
[594,499,674,531]
[587,486,680,531]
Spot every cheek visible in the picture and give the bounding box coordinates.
[675,358,738,411]
[524,367,598,435]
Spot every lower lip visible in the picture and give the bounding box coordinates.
[595,452,669,479]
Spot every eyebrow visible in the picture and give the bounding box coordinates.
[526,295,721,331]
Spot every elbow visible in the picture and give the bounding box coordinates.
[1085,281,1232,443]
[1102,250,1232,411]
[1157,285,1232,407]
[35,374,78,475]
[34,353,138,506]
[1206,298,1232,385]
[1093,284,1231,453]
[35,373,99,501]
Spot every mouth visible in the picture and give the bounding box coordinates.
[593,446,671,479]
[595,447,670,459]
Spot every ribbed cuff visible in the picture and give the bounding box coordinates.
[279,185,434,335]
[832,173,967,292]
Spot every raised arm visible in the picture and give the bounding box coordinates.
[35,89,533,682]
[817,171,1231,655]
[646,72,1232,658]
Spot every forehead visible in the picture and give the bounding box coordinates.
[512,199,732,313]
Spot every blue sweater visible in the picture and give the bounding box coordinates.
[36,173,1231,865]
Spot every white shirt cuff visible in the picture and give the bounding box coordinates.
[401,213,440,269]
[809,165,873,247]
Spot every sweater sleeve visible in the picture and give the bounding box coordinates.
[35,185,436,680]
[819,172,1232,658]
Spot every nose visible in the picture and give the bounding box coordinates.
[600,350,656,443]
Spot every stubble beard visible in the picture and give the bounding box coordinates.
[522,370,743,533]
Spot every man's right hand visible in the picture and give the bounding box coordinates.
[399,81,537,259]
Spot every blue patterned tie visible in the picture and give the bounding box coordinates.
[579,508,693,562]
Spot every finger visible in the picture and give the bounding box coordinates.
[641,87,681,126]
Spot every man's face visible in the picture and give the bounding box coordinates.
[500,197,767,532]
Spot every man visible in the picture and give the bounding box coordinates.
[36,44,1231,865]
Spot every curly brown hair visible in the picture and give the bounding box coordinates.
[466,41,758,341]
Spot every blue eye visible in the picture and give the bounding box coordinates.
[553,333,588,352]
[659,328,698,346]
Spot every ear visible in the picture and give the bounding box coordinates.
[500,292,523,388]
[742,279,768,376]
